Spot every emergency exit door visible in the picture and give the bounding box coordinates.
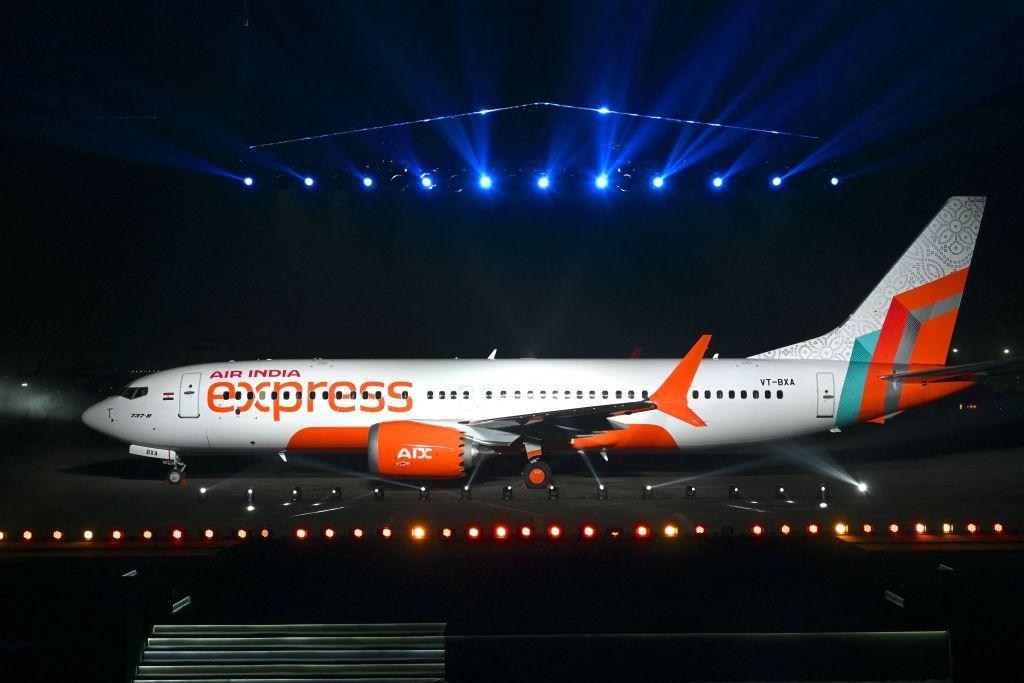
[178,372,201,418]
[816,372,835,418]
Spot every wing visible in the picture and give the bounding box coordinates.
[462,400,656,440]
[879,357,1022,383]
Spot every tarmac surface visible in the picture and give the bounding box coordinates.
[1,385,1022,545]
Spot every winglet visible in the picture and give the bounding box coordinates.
[650,335,711,427]
[487,349,497,360]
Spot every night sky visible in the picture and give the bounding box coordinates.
[1,1,1022,375]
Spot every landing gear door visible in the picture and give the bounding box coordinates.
[816,372,835,418]
[179,372,202,418]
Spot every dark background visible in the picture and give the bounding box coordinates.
[1,1,1022,374]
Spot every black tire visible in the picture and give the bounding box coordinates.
[168,469,182,484]
[522,459,551,489]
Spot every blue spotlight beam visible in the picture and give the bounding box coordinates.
[248,101,818,149]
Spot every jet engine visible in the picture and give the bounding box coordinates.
[368,421,486,478]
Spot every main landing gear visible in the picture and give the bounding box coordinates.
[521,459,552,489]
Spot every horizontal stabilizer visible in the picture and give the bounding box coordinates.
[879,357,1022,383]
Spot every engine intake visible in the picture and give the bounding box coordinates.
[368,421,484,478]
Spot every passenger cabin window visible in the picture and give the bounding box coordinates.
[462,390,469,400]
[641,390,649,399]
[283,391,291,400]
[540,390,547,399]
[335,390,344,400]
[527,390,534,399]
[692,390,699,399]
[752,390,759,399]
[602,390,609,399]
[501,390,507,399]
[728,390,735,399]
[589,390,596,399]
[741,390,747,399]
[485,390,492,399]
[248,391,255,400]
[577,390,583,399]
[716,390,723,399]
[439,391,446,399]
[271,391,279,400]
[628,390,635,399]
[402,391,409,399]
[322,391,328,400]
[259,391,266,400]
[515,390,522,399]
[119,387,149,400]
[235,391,242,400]
[222,390,230,400]
[765,391,771,399]
[704,390,711,399]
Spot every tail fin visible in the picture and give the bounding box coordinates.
[753,196,986,364]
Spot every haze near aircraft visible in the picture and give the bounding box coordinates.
[84,197,1002,487]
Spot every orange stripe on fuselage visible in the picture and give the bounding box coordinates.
[286,427,370,450]
[572,424,678,451]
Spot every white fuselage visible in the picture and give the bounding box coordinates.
[82,358,847,454]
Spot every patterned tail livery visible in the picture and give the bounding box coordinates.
[754,197,986,425]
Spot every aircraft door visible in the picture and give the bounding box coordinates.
[179,372,202,418]
[816,372,835,418]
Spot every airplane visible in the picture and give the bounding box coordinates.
[83,196,1007,487]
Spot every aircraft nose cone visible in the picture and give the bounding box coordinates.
[81,402,109,432]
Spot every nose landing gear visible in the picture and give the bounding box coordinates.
[166,457,186,484]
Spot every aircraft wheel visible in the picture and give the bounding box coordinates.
[522,460,551,489]
[168,469,182,484]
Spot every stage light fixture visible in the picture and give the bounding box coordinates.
[237,529,248,540]
[478,174,492,190]
[502,485,514,501]
[711,176,724,189]
[291,487,301,502]
[203,528,215,540]
[595,174,609,190]
[83,529,94,541]
[888,523,900,534]
[597,106,611,114]
[581,524,597,539]
[652,175,665,189]
[807,523,820,535]
[635,524,650,538]
[373,487,384,501]
[245,487,255,508]
[774,485,786,500]
[331,486,341,500]
[294,528,308,540]
[727,485,739,500]
[993,522,1004,534]
[441,527,453,539]
[420,173,434,189]
[596,483,608,500]
[260,528,271,539]
[642,483,653,500]
[966,522,978,534]
[111,529,123,541]
[942,522,953,534]
[771,175,782,187]
[198,486,208,502]
[494,525,508,540]
[780,524,791,536]
[242,176,254,187]
[548,524,562,539]
[467,526,481,540]
[381,526,393,539]
[663,524,679,538]
[52,530,63,541]
[324,528,336,539]
[411,525,426,540]
[830,176,840,186]
[862,524,873,534]
[352,528,364,539]
[537,174,550,189]
[520,525,533,538]
[362,176,374,188]
[22,530,32,541]
[142,529,153,540]
[547,483,559,500]
[460,485,471,501]
[419,485,430,502]
[914,522,926,534]
[857,482,868,493]
[834,523,848,535]
[303,176,315,188]
[694,524,706,535]
[751,524,764,536]
[0,531,5,542]
[685,485,696,499]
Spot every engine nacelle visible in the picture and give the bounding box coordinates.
[368,421,483,478]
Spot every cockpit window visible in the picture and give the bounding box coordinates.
[118,387,148,400]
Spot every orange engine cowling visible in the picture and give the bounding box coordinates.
[369,421,477,478]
